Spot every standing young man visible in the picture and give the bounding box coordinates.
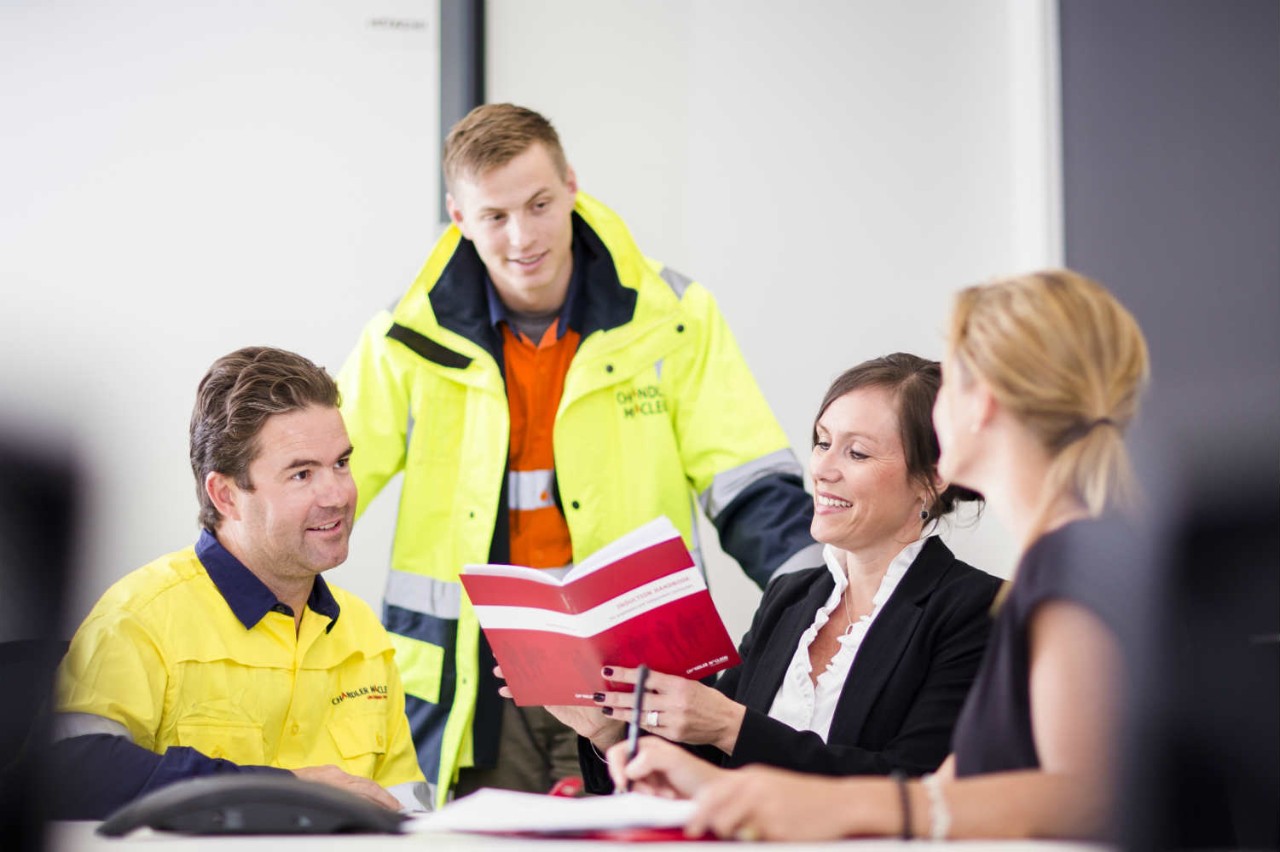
[339,104,819,806]
[52,347,427,817]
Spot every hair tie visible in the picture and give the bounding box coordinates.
[1060,416,1117,447]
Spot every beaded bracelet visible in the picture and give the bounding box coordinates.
[920,772,951,841]
[889,770,912,840]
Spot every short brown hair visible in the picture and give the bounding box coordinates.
[189,346,340,530]
[813,353,983,522]
[442,103,568,191]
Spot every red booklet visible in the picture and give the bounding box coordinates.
[460,517,741,706]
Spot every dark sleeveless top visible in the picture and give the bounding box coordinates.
[951,520,1125,776]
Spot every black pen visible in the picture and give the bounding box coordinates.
[621,664,650,794]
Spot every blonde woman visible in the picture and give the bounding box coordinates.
[608,269,1150,842]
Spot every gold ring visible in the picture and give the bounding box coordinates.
[734,825,760,842]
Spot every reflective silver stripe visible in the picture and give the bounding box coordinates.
[51,712,132,743]
[658,265,693,297]
[770,542,825,579]
[688,496,705,575]
[698,448,805,520]
[655,358,664,380]
[508,468,556,511]
[383,570,461,620]
[387,780,433,812]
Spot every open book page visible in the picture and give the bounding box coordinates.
[461,516,680,585]
[458,562,563,583]
[561,516,681,582]
[405,789,695,835]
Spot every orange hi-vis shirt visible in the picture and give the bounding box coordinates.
[502,320,580,570]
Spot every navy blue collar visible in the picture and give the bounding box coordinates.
[484,224,587,341]
[195,528,340,631]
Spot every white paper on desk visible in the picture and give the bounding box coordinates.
[405,789,695,834]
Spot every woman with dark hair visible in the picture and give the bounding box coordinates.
[609,270,1150,842]
[507,352,1000,786]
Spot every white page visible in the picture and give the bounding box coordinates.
[563,515,681,581]
[462,515,682,585]
[406,789,695,834]
[459,563,565,583]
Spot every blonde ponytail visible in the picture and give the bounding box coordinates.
[949,270,1149,538]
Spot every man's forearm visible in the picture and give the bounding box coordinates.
[47,733,288,819]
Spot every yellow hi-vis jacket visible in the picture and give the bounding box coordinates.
[338,192,820,806]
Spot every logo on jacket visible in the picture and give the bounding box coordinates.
[616,385,667,418]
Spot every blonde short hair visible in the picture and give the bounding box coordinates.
[948,269,1150,522]
[442,103,568,191]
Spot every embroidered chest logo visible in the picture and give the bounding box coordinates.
[330,683,389,705]
[616,385,668,418]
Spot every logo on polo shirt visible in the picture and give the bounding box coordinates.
[330,683,389,705]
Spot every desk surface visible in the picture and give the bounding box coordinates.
[49,821,1109,851]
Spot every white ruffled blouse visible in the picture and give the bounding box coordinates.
[765,536,927,741]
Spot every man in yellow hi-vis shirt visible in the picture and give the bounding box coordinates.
[51,347,427,818]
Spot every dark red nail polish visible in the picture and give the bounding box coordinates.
[592,692,605,702]
[601,707,614,716]
[602,667,614,677]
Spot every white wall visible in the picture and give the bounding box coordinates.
[488,0,1060,639]
[0,0,439,627]
[3,1,1060,643]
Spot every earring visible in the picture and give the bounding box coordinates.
[919,503,929,521]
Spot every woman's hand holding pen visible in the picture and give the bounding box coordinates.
[591,665,747,755]
[606,738,879,841]
[604,736,723,800]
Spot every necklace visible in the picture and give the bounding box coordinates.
[841,582,857,636]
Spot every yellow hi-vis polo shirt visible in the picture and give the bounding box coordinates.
[55,530,426,803]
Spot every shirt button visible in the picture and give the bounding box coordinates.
[376,733,385,747]
[291,722,300,735]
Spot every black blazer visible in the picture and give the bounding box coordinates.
[581,536,1000,790]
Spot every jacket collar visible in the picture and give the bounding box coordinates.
[826,536,957,737]
[426,207,640,362]
[741,536,957,716]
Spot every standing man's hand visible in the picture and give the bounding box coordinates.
[293,765,402,810]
